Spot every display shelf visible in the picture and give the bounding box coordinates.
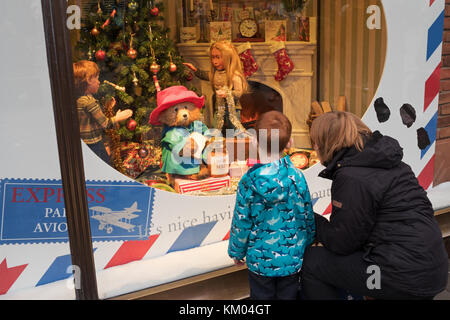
[109,264,249,300]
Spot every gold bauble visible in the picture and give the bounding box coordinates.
[127,48,137,59]
[91,27,100,36]
[150,61,160,74]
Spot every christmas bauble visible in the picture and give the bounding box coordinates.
[138,147,149,158]
[169,63,177,73]
[127,48,137,59]
[91,27,100,36]
[150,62,160,74]
[150,7,159,16]
[95,49,106,61]
[128,1,138,10]
[127,119,137,131]
[185,71,194,81]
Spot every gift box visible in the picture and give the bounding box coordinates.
[121,141,162,179]
[175,176,231,194]
[246,158,260,167]
[229,161,249,177]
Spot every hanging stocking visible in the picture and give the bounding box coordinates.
[270,41,294,81]
[237,42,258,78]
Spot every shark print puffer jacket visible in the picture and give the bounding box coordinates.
[228,156,316,277]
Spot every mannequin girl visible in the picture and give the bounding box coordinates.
[183,41,249,137]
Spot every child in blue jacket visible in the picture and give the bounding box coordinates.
[228,111,315,300]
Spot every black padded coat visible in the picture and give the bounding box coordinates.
[314,131,448,297]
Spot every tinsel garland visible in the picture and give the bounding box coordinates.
[215,87,246,133]
[104,99,127,174]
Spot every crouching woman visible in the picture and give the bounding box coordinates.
[301,111,448,300]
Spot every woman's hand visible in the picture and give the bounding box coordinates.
[183,62,197,72]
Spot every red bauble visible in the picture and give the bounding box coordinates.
[127,119,137,131]
[185,71,193,81]
[127,48,137,59]
[150,7,159,16]
[95,49,106,61]
[169,63,177,73]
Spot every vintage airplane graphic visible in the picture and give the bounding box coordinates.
[90,202,142,234]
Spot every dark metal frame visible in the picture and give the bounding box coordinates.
[316,0,321,102]
[41,0,98,300]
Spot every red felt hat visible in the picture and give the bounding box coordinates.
[148,86,205,125]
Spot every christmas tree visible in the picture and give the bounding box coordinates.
[74,0,195,174]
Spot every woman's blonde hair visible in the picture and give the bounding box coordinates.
[309,111,372,164]
[209,41,248,93]
[73,60,100,97]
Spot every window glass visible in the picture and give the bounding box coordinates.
[68,0,389,298]
[70,0,386,190]
[3,0,444,300]
[0,1,73,298]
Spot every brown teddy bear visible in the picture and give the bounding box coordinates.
[149,86,210,186]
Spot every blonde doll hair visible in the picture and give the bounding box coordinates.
[209,41,248,94]
[309,111,372,165]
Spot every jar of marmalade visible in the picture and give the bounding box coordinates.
[207,138,230,178]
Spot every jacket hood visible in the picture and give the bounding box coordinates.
[320,131,404,179]
[244,156,296,203]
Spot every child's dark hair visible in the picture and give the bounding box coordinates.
[255,110,292,154]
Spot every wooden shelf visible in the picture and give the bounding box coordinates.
[109,264,249,300]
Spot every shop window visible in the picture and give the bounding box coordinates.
[70,0,387,195]
[3,0,446,301]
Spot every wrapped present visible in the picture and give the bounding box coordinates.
[175,176,231,194]
[230,177,241,192]
[120,141,139,159]
[229,161,249,177]
[246,158,260,168]
[121,141,162,179]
